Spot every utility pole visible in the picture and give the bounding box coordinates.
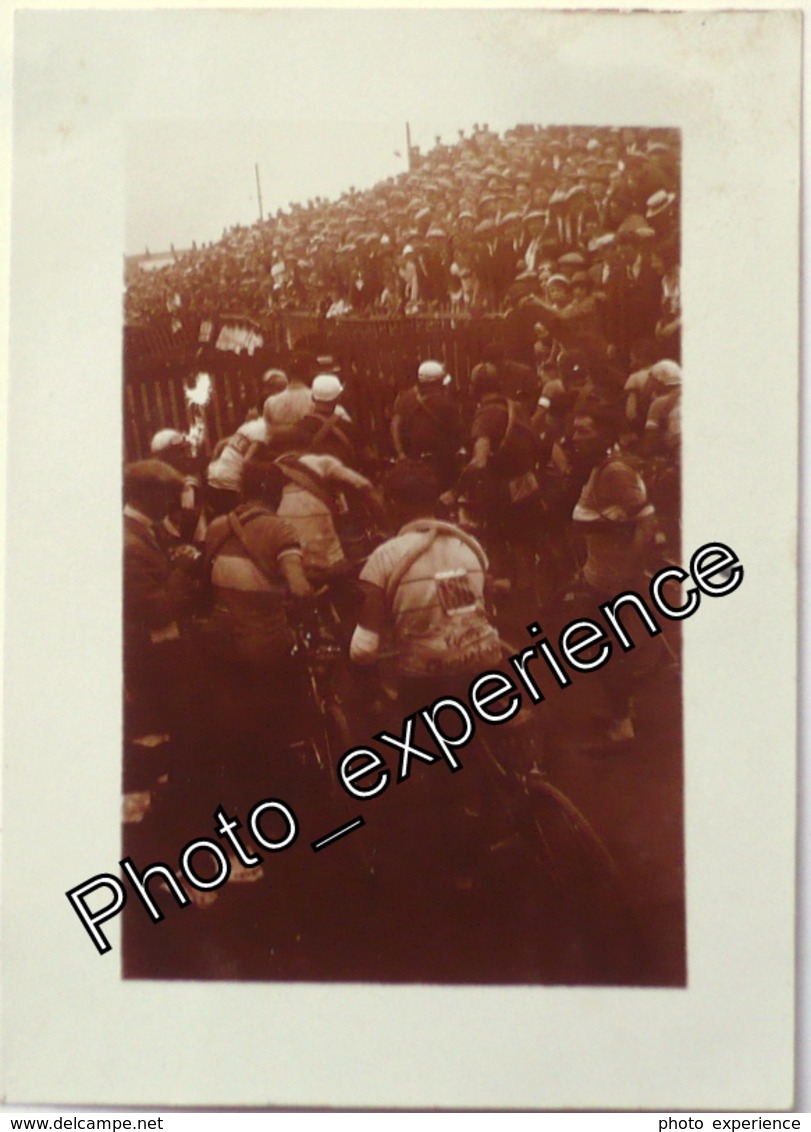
[406,122,413,172]
[255,163,264,222]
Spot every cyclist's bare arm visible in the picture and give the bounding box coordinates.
[279,549,315,598]
[391,413,406,460]
[468,435,491,471]
[320,456,373,492]
[349,581,386,664]
[320,456,387,524]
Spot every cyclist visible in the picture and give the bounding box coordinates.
[269,430,385,635]
[348,460,503,905]
[262,349,316,430]
[390,359,464,490]
[201,454,314,812]
[454,361,546,608]
[273,432,384,584]
[566,398,659,745]
[291,373,359,467]
[348,460,580,967]
[150,427,207,546]
[205,413,269,518]
[350,458,502,712]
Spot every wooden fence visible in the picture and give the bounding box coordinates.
[123,311,513,462]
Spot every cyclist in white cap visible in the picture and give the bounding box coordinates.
[390,359,463,489]
[150,427,206,545]
[292,373,358,467]
[643,359,680,459]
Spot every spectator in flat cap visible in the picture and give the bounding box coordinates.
[522,211,548,274]
[421,229,453,308]
[491,211,525,305]
[545,273,572,308]
[399,244,423,314]
[600,229,663,367]
[558,251,587,278]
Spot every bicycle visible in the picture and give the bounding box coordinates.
[286,595,355,775]
[468,720,648,984]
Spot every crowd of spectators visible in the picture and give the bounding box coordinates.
[124,123,680,370]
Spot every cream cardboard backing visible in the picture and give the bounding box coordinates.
[2,7,800,1111]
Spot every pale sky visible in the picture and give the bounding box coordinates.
[126,118,511,256]
[100,7,679,256]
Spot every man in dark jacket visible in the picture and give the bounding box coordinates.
[123,459,203,849]
[124,459,200,732]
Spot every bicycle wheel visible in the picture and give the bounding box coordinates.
[527,781,645,984]
[324,699,352,764]
[287,668,331,772]
[472,754,646,985]
[298,651,356,767]
[527,779,621,892]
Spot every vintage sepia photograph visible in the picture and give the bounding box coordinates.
[120,118,685,988]
[4,7,799,1111]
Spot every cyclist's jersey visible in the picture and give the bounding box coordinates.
[262,385,314,428]
[277,453,369,575]
[394,386,461,458]
[295,411,357,465]
[360,519,502,678]
[471,395,540,480]
[206,418,267,493]
[205,505,301,664]
[573,454,654,592]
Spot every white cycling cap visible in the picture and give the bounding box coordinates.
[311,373,344,402]
[417,359,451,386]
[150,428,186,453]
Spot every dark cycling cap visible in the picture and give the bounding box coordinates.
[383,460,440,509]
[124,459,184,492]
[471,362,501,397]
[573,396,624,441]
[242,454,287,508]
[124,460,184,512]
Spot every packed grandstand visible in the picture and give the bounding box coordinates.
[125,123,679,333]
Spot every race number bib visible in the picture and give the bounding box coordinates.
[230,433,253,457]
[434,568,478,616]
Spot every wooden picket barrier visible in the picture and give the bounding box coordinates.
[123,311,513,462]
[123,360,271,463]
